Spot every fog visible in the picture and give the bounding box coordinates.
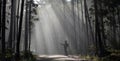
[31,0,91,55]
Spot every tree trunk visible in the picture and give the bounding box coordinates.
[16,0,25,60]
[1,0,6,61]
[28,0,32,51]
[24,0,29,58]
[94,0,103,57]
[0,0,1,44]
[8,0,15,49]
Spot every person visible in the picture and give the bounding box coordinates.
[61,40,69,56]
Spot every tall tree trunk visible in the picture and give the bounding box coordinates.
[16,0,25,60]
[98,0,106,48]
[1,0,6,61]
[13,0,16,52]
[0,0,2,44]
[28,0,32,51]
[72,0,78,54]
[93,0,103,57]
[112,7,117,49]
[76,0,81,54]
[12,0,21,57]
[16,0,20,33]
[7,0,16,61]
[84,0,91,55]
[24,0,29,58]
[117,7,120,49]
[8,0,15,49]
[80,0,84,55]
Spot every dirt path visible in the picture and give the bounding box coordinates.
[36,55,89,61]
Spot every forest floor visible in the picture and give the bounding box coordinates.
[36,55,90,61]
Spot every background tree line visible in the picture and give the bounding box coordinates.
[64,0,120,60]
[88,0,120,60]
[0,0,38,61]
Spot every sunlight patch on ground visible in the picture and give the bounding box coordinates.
[38,55,68,58]
[37,55,88,61]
